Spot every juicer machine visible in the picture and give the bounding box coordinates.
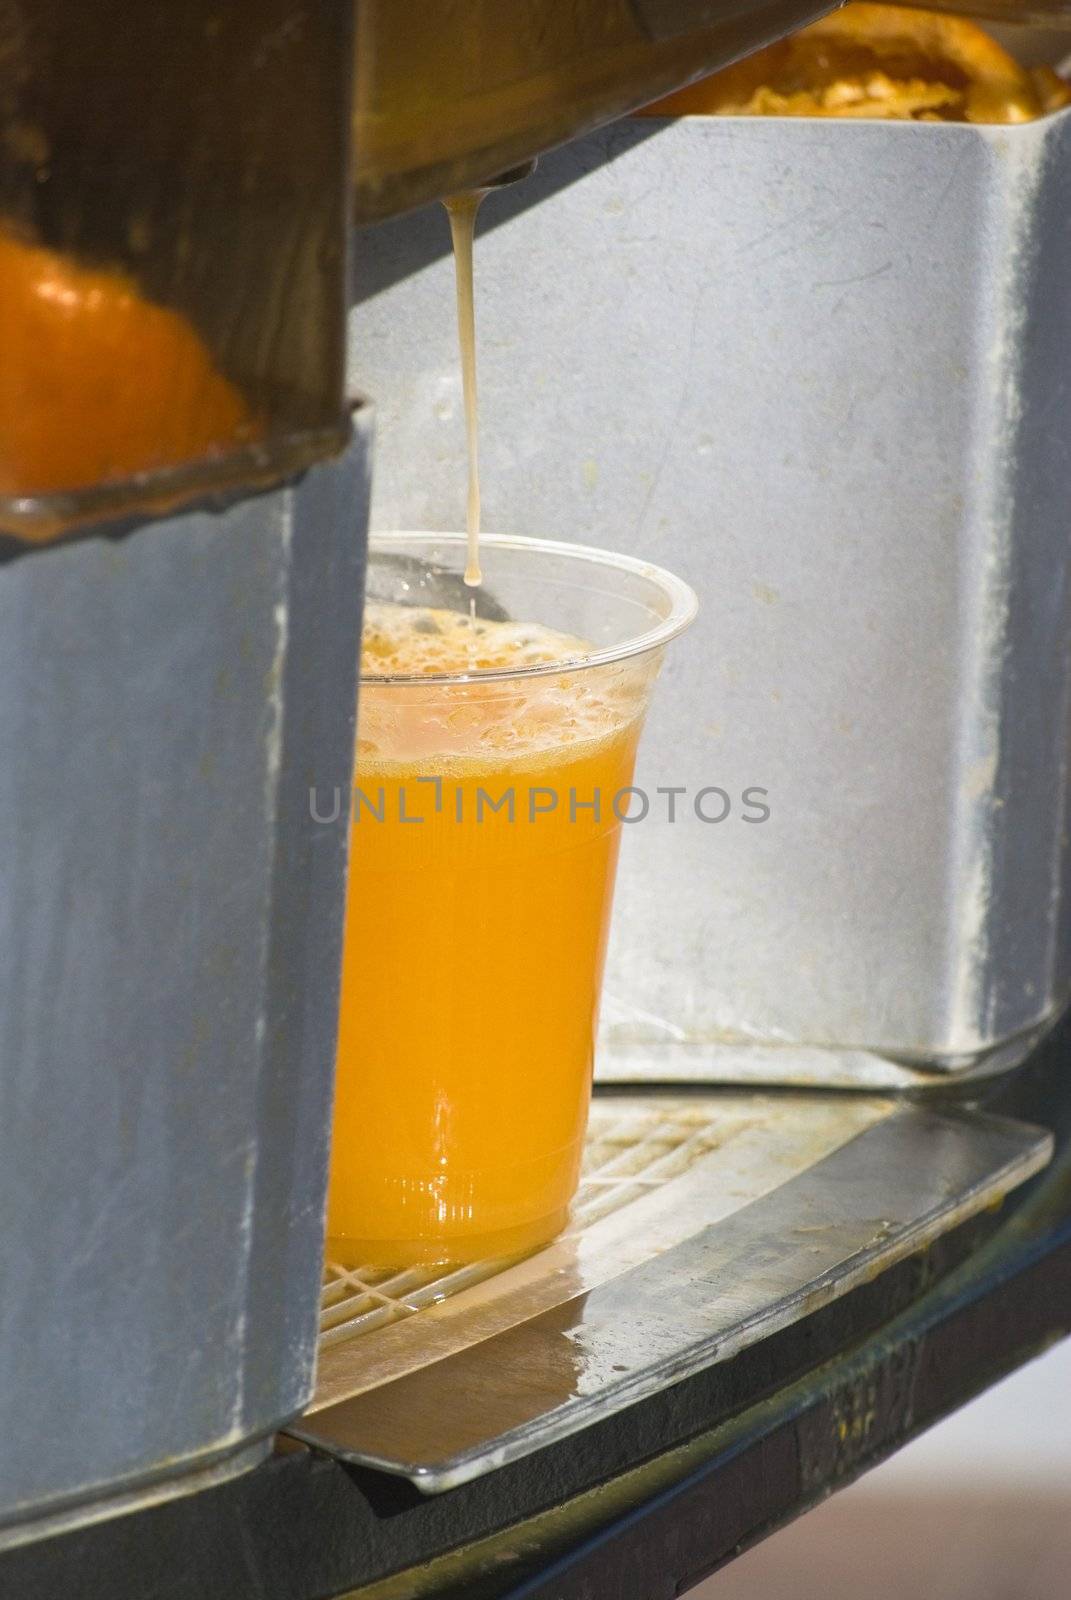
[0,0,1067,1576]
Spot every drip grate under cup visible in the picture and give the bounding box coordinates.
[319,1099,743,1349]
[299,1091,1051,1491]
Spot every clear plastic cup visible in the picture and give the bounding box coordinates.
[326,533,697,1267]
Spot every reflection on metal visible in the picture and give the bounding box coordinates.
[597,1029,1051,1093]
[295,1094,1050,1489]
[349,0,836,220]
[0,1443,268,1561]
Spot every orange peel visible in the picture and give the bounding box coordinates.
[0,230,258,528]
[1031,64,1071,116]
[641,4,1056,126]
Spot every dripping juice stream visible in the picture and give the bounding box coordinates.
[444,190,486,589]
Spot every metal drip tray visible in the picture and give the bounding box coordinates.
[317,1098,767,1354]
[291,1092,1051,1492]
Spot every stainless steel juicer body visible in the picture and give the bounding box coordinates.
[350,101,1071,1078]
[0,416,372,1546]
[0,0,908,1549]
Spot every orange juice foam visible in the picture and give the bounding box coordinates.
[327,603,654,1267]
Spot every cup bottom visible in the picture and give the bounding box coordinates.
[325,1204,570,1272]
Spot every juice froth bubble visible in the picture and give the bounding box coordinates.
[357,602,651,768]
[361,600,591,675]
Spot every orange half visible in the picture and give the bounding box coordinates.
[0,230,258,532]
[641,4,1052,125]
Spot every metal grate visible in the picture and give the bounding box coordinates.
[319,1100,734,1351]
[298,1101,1052,1493]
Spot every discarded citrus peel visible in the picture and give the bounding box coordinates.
[641,4,1068,125]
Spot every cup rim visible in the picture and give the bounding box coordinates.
[362,531,698,685]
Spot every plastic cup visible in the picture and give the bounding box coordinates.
[326,532,696,1266]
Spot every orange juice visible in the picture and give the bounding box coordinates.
[326,602,656,1266]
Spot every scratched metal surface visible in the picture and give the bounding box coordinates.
[349,105,1071,1077]
[0,416,372,1549]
